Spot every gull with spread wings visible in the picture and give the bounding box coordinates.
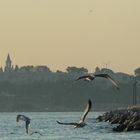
[16,114,31,134]
[56,99,92,128]
[76,73,119,90]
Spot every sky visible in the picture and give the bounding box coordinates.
[0,0,140,74]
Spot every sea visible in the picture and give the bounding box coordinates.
[0,112,140,140]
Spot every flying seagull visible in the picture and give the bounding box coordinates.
[16,114,31,134]
[56,99,92,128]
[76,73,119,90]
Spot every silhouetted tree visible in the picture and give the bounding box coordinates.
[0,67,3,73]
[66,66,88,74]
[134,68,140,76]
[100,68,114,74]
[19,66,34,72]
[56,70,64,73]
[95,66,101,74]
[35,65,51,72]
[14,65,19,72]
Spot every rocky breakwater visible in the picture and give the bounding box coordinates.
[96,106,140,132]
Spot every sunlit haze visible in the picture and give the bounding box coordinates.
[0,0,140,74]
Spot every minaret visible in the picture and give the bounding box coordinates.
[4,54,13,72]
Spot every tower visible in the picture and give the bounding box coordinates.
[4,54,13,72]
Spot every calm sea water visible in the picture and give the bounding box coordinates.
[0,112,139,140]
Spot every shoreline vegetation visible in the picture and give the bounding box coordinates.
[0,65,140,111]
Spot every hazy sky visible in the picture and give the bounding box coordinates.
[0,0,140,74]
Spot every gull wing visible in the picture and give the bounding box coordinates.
[25,121,29,134]
[16,114,29,122]
[16,115,20,122]
[95,74,119,90]
[56,121,78,126]
[79,99,92,123]
[76,75,94,81]
[106,75,119,90]
[16,114,25,122]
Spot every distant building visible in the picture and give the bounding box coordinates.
[4,54,13,72]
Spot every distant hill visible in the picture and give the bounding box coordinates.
[0,67,139,112]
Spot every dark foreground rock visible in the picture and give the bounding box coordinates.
[96,106,140,132]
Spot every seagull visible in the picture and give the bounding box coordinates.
[56,99,92,128]
[76,73,119,90]
[16,114,31,134]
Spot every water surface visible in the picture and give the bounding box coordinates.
[0,112,139,140]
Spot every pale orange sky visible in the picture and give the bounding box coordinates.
[0,0,140,74]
